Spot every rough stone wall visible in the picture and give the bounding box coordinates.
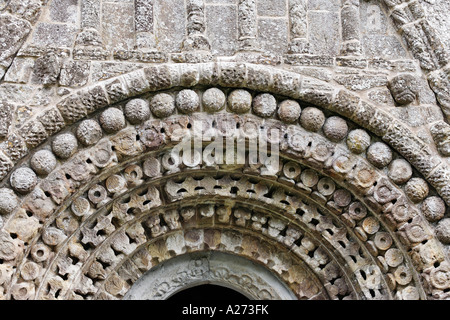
[0,0,448,300]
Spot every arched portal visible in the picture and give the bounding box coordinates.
[0,64,448,301]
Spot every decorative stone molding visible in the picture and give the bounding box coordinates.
[124,252,299,300]
[0,1,449,301]
[0,82,447,299]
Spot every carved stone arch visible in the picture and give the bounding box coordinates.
[0,63,449,300]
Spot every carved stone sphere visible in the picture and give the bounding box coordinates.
[422,196,446,222]
[277,100,301,123]
[228,89,252,114]
[405,177,429,203]
[346,129,371,154]
[30,150,57,176]
[176,89,200,114]
[436,219,450,244]
[0,188,19,215]
[252,93,277,118]
[388,159,412,185]
[52,133,78,159]
[323,116,348,142]
[76,119,103,146]
[10,167,37,194]
[125,98,151,124]
[99,108,126,133]
[299,107,325,132]
[150,93,176,118]
[388,74,418,105]
[366,142,392,168]
[202,88,226,113]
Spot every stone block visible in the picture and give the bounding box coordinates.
[154,0,186,52]
[206,4,238,56]
[0,84,34,104]
[102,3,135,51]
[0,14,32,76]
[78,85,109,113]
[91,62,142,82]
[50,0,78,24]
[258,18,289,54]
[0,133,28,161]
[81,0,100,29]
[104,78,129,104]
[308,0,339,11]
[308,11,340,56]
[19,119,48,148]
[4,58,34,84]
[0,101,14,138]
[362,35,407,59]
[257,0,286,16]
[31,23,77,47]
[38,107,65,135]
[57,94,87,124]
[0,151,13,180]
[334,72,387,91]
[59,60,90,87]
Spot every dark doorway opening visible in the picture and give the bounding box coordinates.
[168,284,249,301]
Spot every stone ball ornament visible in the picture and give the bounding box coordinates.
[202,88,226,113]
[228,89,252,114]
[299,107,325,132]
[76,119,103,146]
[176,89,200,114]
[252,93,277,118]
[277,100,301,123]
[99,108,126,133]
[150,93,176,118]
[10,167,38,194]
[0,188,19,215]
[52,133,78,159]
[124,98,151,124]
[346,129,371,154]
[30,150,57,176]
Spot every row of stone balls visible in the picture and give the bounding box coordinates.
[0,89,447,224]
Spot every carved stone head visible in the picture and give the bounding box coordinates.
[388,74,418,105]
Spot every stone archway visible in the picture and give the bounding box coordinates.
[124,251,298,300]
[0,63,448,300]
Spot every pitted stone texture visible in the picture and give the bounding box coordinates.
[30,150,57,176]
[203,88,226,113]
[76,119,103,146]
[52,133,78,159]
[277,100,301,124]
[435,219,450,244]
[366,142,393,168]
[228,89,252,114]
[10,167,37,194]
[299,107,325,132]
[0,101,13,138]
[125,99,151,124]
[0,14,32,79]
[252,93,277,118]
[323,116,349,142]
[59,60,90,87]
[430,121,450,157]
[405,177,429,203]
[150,93,176,118]
[422,196,446,223]
[176,90,200,114]
[0,188,19,215]
[388,159,413,185]
[99,108,126,133]
[388,74,418,105]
